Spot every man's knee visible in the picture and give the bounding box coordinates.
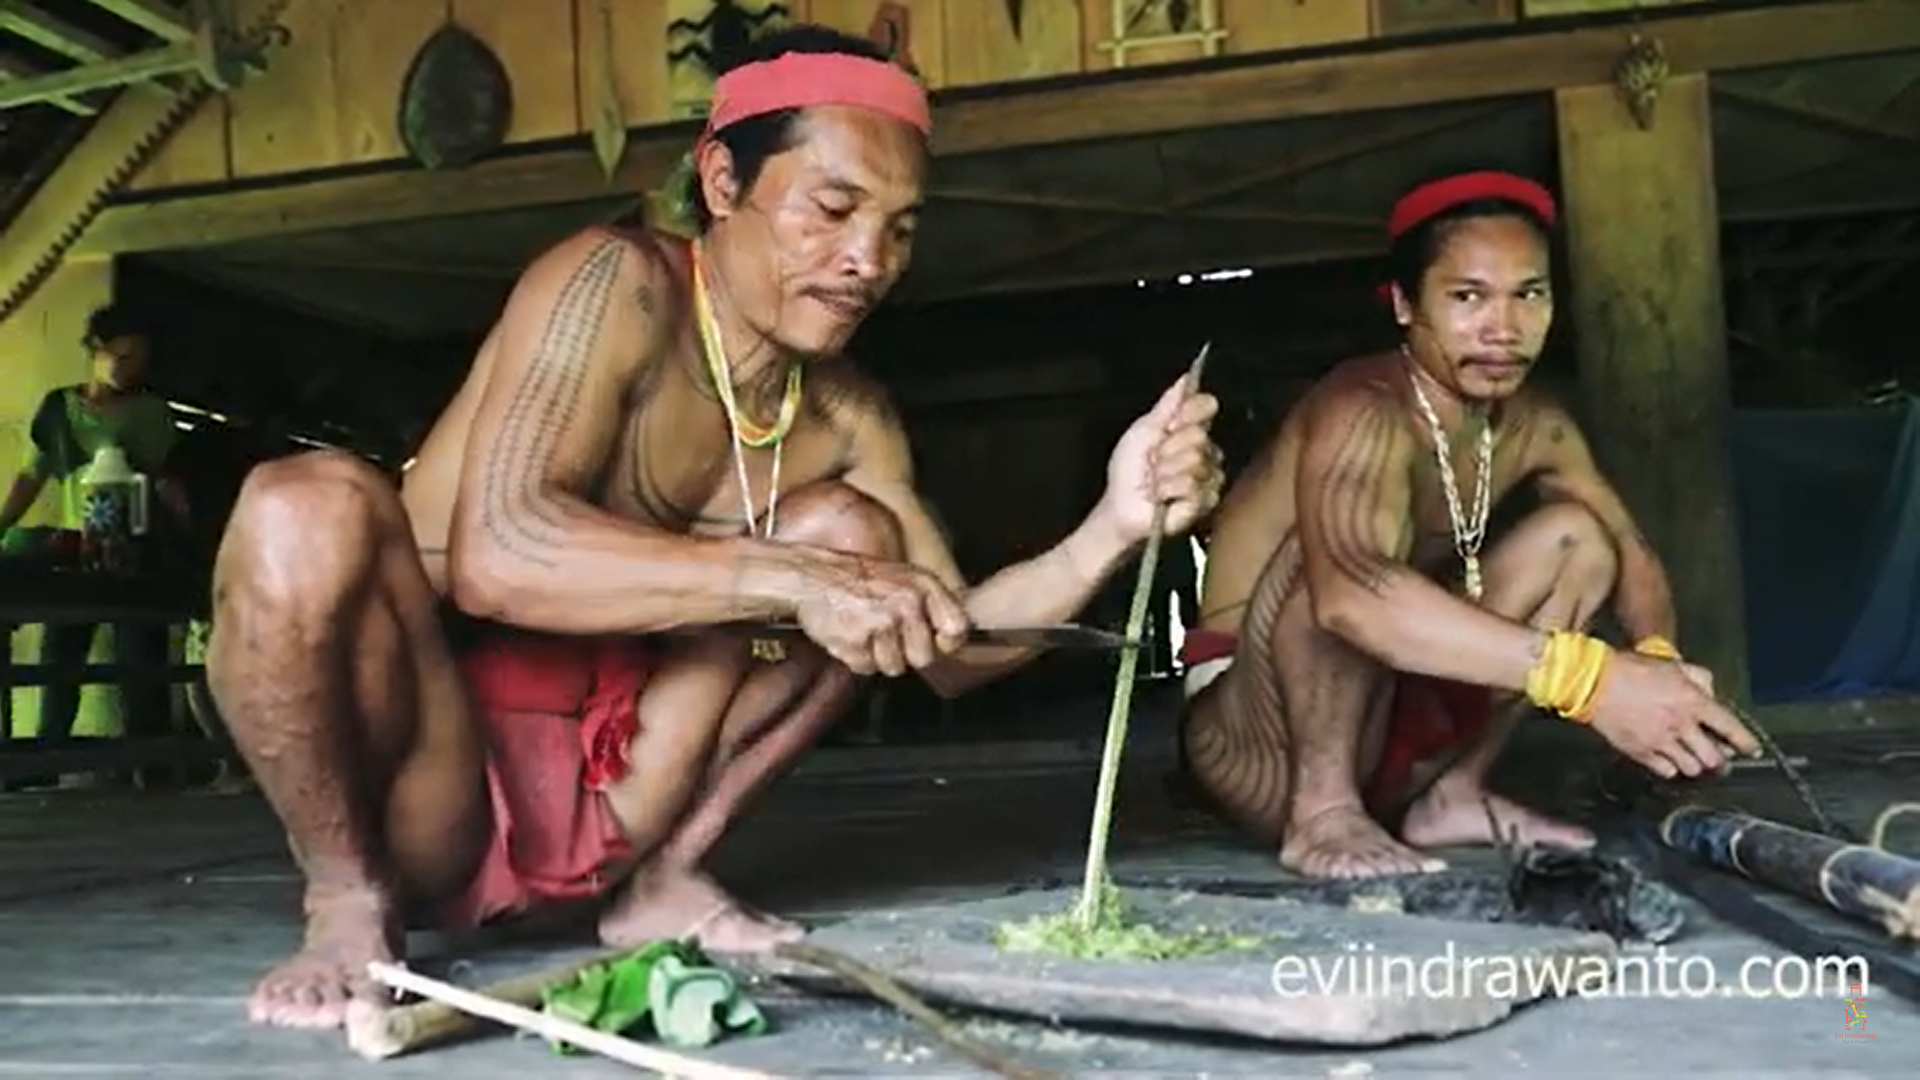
[1530,501,1618,584]
[223,450,398,600]
[234,450,392,528]
[772,481,905,560]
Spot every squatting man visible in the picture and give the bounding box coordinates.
[1178,169,1761,880]
[205,27,1226,1030]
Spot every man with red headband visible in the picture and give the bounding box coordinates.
[208,25,1224,1029]
[1177,170,1758,880]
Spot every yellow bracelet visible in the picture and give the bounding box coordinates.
[1525,630,1613,723]
[1634,634,1681,660]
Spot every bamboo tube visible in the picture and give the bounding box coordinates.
[1659,804,1920,940]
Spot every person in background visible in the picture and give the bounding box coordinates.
[0,305,192,779]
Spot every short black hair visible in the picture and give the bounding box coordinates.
[83,304,145,349]
[681,24,900,233]
[1387,195,1553,301]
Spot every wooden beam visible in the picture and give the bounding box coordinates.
[903,176,1920,304]
[77,145,674,257]
[1820,219,1920,312]
[929,187,1377,229]
[1743,214,1920,270]
[923,103,1515,302]
[1721,159,1920,222]
[1714,81,1920,152]
[73,0,1920,256]
[930,0,1920,156]
[1825,258,1914,313]
[1556,72,1750,704]
[0,83,205,321]
[0,37,202,110]
[0,1,116,63]
[82,0,193,43]
[0,52,95,114]
[1740,235,1920,272]
[203,255,521,280]
[896,242,1384,304]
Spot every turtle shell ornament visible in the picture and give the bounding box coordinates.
[397,24,513,170]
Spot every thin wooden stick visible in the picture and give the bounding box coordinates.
[773,942,1058,1080]
[364,961,781,1079]
[1075,341,1213,929]
[347,948,635,1060]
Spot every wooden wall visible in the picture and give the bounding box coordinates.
[129,0,1705,194]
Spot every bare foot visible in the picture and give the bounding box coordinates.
[248,888,399,1029]
[1279,804,1447,879]
[598,865,804,954]
[1400,784,1594,851]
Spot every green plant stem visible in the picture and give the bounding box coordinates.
[1075,342,1212,931]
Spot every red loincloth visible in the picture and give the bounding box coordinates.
[1369,673,1494,823]
[1179,628,1239,668]
[436,626,651,930]
[1178,628,1240,700]
[1176,630,1493,820]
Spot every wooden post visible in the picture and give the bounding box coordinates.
[1553,73,1751,703]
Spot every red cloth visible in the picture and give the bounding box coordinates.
[698,51,930,157]
[436,628,652,930]
[1177,630,1493,817]
[1386,171,1558,240]
[1375,170,1558,305]
[1367,674,1494,821]
[1179,628,1239,667]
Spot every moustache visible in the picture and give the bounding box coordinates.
[804,287,877,313]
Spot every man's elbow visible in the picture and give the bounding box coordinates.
[446,531,530,622]
[1308,572,1396,647]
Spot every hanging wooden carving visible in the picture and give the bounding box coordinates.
[396,23,513,170]
[590,0,627,180]
[667,0,792,117]
[867,1,918,77]
[1097,0,1226,69]
[1614,30,1669,130]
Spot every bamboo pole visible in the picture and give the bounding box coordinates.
[1659,804,1920,940]
[1075,341,1211,929]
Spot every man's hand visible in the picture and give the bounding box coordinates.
[1096,375,1225,543]
[789,547,972,677]
[1585,654,1762,778]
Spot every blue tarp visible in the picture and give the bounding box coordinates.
[1733,395,1920,704]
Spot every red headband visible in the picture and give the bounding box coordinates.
[1377,171,1556,305]
[695,52,931,156]
[1387,170,1557,241]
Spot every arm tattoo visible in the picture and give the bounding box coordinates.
[479,238,625,567]
[1310,398,1401,595]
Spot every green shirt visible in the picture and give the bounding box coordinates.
[24,386,177,529]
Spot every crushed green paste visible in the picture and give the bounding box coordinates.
[992,879,1266,961]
